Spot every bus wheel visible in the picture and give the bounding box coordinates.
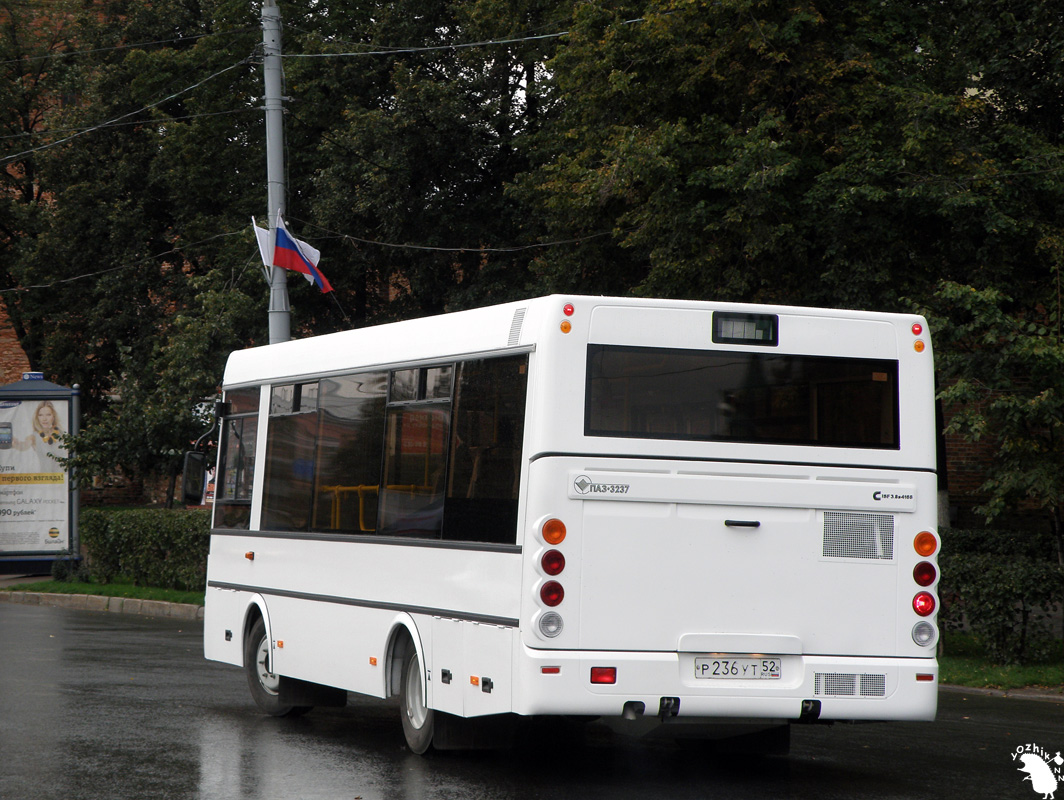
[399,649,434,754]
[244,617,310,717]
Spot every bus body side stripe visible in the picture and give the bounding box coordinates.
[207,581,520,629]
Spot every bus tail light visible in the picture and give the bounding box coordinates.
[914,531,937,556]
[542,518,566,545]
[540,581,564,607]
[913,592,936,616]
[912,621,936,647]
[539,612,564,638]
[913,561,937,587]
[590,667,616,684]
[541,549,565,576]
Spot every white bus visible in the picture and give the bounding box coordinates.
[203,295,939,754]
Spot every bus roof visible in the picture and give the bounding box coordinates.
[222,295,928,388]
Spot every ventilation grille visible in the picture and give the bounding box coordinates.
[508,307,527,347]
[823,512,894,560]
[814,673,887,697]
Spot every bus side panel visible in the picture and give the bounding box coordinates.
[203,582,251,667]
[204,532,522,711]
[429,618,515,717]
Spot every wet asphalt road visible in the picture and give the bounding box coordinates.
[1,603,1062,800]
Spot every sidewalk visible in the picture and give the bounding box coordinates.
[0,573,204,620]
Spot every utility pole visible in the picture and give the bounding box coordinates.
[262,0,290,344]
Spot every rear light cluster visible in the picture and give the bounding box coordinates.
[537,518,567,638]
[912,319,927,353]
[911,531,939,647]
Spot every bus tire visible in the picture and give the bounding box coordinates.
[244,617,310,717]
[399,649,434,754]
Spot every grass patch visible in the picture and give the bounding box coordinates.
[1,579,204,606]
[940,632,1064,692]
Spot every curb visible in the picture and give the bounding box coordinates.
[0,590,204,621]
[939,683,1064,704]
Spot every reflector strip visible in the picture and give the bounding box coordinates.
[590,667,616,684]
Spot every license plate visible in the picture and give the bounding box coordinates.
[694,657,782,680]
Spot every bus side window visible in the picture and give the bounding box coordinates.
[378,367,453,538]
[214,387,260,530]
[262,383,319,532]
[442,355,528,545]
[313,372,387,533]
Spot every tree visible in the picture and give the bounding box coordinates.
[515,1,1064,312]
[923,281,1064,565]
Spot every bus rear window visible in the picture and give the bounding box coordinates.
[586,345,899,449]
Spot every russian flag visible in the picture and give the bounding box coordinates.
[252,214,333,293]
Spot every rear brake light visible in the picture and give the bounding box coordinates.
[913,561,937,587]
[540,581,564,607]
[541,550,565,576]
[590,667,616,684]
[913,592,936,616]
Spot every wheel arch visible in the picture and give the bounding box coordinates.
[385,613,425,699]
[240,595,272,668]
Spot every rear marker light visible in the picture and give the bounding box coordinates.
[542,666,561,674]
[913,591,936,616]
[913,561,937,587]
[539,612,564,638]
[563,303,575,316]
[590,667,616,685]
[540,581,564,607]
[916,673,936,682]
[542,549,565,576]
[914,531,938,557]
[912,621,937,647]
[542,518,567,545]
[912,322,923,336]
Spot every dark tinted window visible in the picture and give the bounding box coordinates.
[314,373,387,532]
[379,404,451,537]
[215,388,259,530]
[586,345,898,448]
[443,356,528,544]
[262,384,319,531]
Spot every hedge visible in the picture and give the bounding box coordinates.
[80,508,211,592]
[939,528,1064,665]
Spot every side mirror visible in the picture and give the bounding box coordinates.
[182,451,208,506]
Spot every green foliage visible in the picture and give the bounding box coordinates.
[80,508,211,591]
[940,529,1064,665]
[922,281,1064,561]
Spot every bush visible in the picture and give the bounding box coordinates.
[940,528,1064,665]
[80,508,211,591]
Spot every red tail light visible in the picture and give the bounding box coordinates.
[540,581,564,607]
[541,550,565,576]
[590,667,616,684]
[913,592,936,616]
[913,561,937,587]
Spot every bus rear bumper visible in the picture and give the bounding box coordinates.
[513,646,938,722]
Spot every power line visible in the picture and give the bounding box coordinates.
[0,231,247,295]
[290,217,618,254]
[279,28,570,59]
[0,108,255,141]
[0,57,252,166]
[0,26,257,66]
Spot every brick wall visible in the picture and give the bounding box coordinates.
[0,299,30,383]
